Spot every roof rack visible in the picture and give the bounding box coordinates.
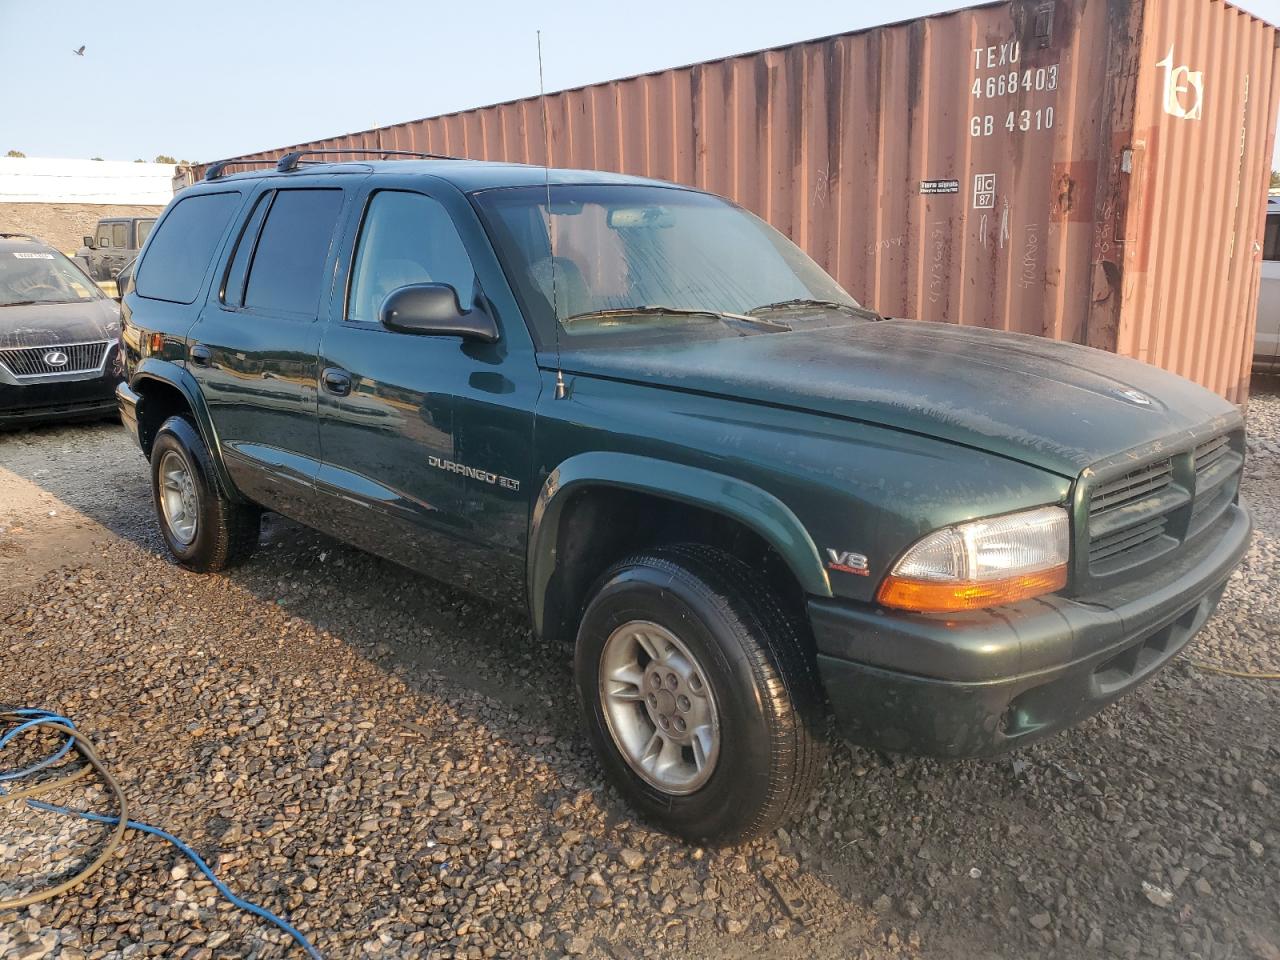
[274,147,460,172]
[203,158,280,181]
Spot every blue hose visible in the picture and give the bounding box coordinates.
[0,708,322,959]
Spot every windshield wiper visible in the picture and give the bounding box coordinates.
[747,298,881,321]
[562,305,790,331]
[0,298,85,307]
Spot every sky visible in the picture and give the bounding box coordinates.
[3,0,1280,164]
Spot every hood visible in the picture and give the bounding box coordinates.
[556,319,1240,477]
[0,299,121,350]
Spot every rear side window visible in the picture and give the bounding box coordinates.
[244,189,344,315]
[112,223,128,247]
[136,192,241,304]
[136,220,155,247]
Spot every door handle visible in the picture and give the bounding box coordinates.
[190,344,211,367]
[322,367,352,396]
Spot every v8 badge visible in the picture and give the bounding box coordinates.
[826,549,870,576]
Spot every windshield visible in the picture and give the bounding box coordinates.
[0,248,104,307]
[473,184,869,350]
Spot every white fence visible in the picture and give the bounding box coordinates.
[0,158,177,204]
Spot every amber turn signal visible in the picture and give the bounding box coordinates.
[876,564,1068,613]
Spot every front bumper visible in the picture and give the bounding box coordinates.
[0,371,122,427]
[810,502,1252,758]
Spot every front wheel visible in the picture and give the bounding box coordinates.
[575,544,827,843]
[150,416,259,572]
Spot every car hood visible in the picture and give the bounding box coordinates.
[0,299,120,349]
[554,319,1240,477]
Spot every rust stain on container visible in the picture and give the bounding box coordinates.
[206,0,1280,403]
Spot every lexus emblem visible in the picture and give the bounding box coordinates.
[43,350,69,367]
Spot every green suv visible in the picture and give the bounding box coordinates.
[115,152,1251,842]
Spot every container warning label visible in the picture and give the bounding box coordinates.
[973,174,996,209]
[920,179,960,195]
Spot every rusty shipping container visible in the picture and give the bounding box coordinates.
[206,0,1280,402]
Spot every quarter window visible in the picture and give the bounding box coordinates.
[244,189,344,315]
[221,192,273,307]
[347,191,476,324]
[136,192,242,304]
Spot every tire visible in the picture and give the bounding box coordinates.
[150,415,259,572]
[574,543,827,843]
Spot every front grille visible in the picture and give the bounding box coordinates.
[1089,515,1168,564]
[1194,434,1231,478]
[1090,460,1173,516]
[0,341,110,377]
[1083,430,1241,578]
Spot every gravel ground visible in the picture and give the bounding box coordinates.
[0,382,1277,960]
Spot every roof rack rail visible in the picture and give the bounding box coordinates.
[0,232,39,241]
[275,147,460,172]
[203,158,280,181]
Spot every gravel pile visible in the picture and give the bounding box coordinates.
[0,382,1277,960]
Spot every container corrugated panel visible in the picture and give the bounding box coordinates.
[204,0,1279,402]
[1119,0,1280,402]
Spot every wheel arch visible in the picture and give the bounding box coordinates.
[528,452,831,642]
[130,359,244,502]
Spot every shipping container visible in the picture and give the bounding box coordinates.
[204,0,1280,403]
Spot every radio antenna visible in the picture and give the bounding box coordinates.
[537,30,566,400]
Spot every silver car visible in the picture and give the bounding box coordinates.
[1256,197,1280,373]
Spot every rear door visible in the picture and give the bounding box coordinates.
[187,181,349,519]
[1257,209,1280,370]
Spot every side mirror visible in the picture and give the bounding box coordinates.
[83,236,95,249]
[380,283,497,342]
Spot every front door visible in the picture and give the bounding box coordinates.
[316,185,537,600]
[92,221,130,280]
[188,184,348,519]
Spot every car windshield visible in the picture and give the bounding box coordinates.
[473,184,873,350]
[0,248,103,307]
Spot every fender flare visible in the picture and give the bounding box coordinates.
[527,451,832,636]
[131,358,245,502]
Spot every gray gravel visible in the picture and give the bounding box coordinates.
[0,381,1277,960]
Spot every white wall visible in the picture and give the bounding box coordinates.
[0,157,177,204]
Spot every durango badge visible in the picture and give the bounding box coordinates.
[826,549,870,576]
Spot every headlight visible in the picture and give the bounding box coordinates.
[876,505,1069,613]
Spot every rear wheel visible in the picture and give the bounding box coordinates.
[150,416,259,571]
[575,543,826,843]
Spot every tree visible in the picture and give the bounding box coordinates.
[1271,170,1280,190]
[90,157,103,161]
[5,149,25,158]
[154,154,177,164]
[134,158,145,163]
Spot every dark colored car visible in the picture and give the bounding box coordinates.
[115,155,1251,843]
[0,233,122,427]
[74,217,157,282]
